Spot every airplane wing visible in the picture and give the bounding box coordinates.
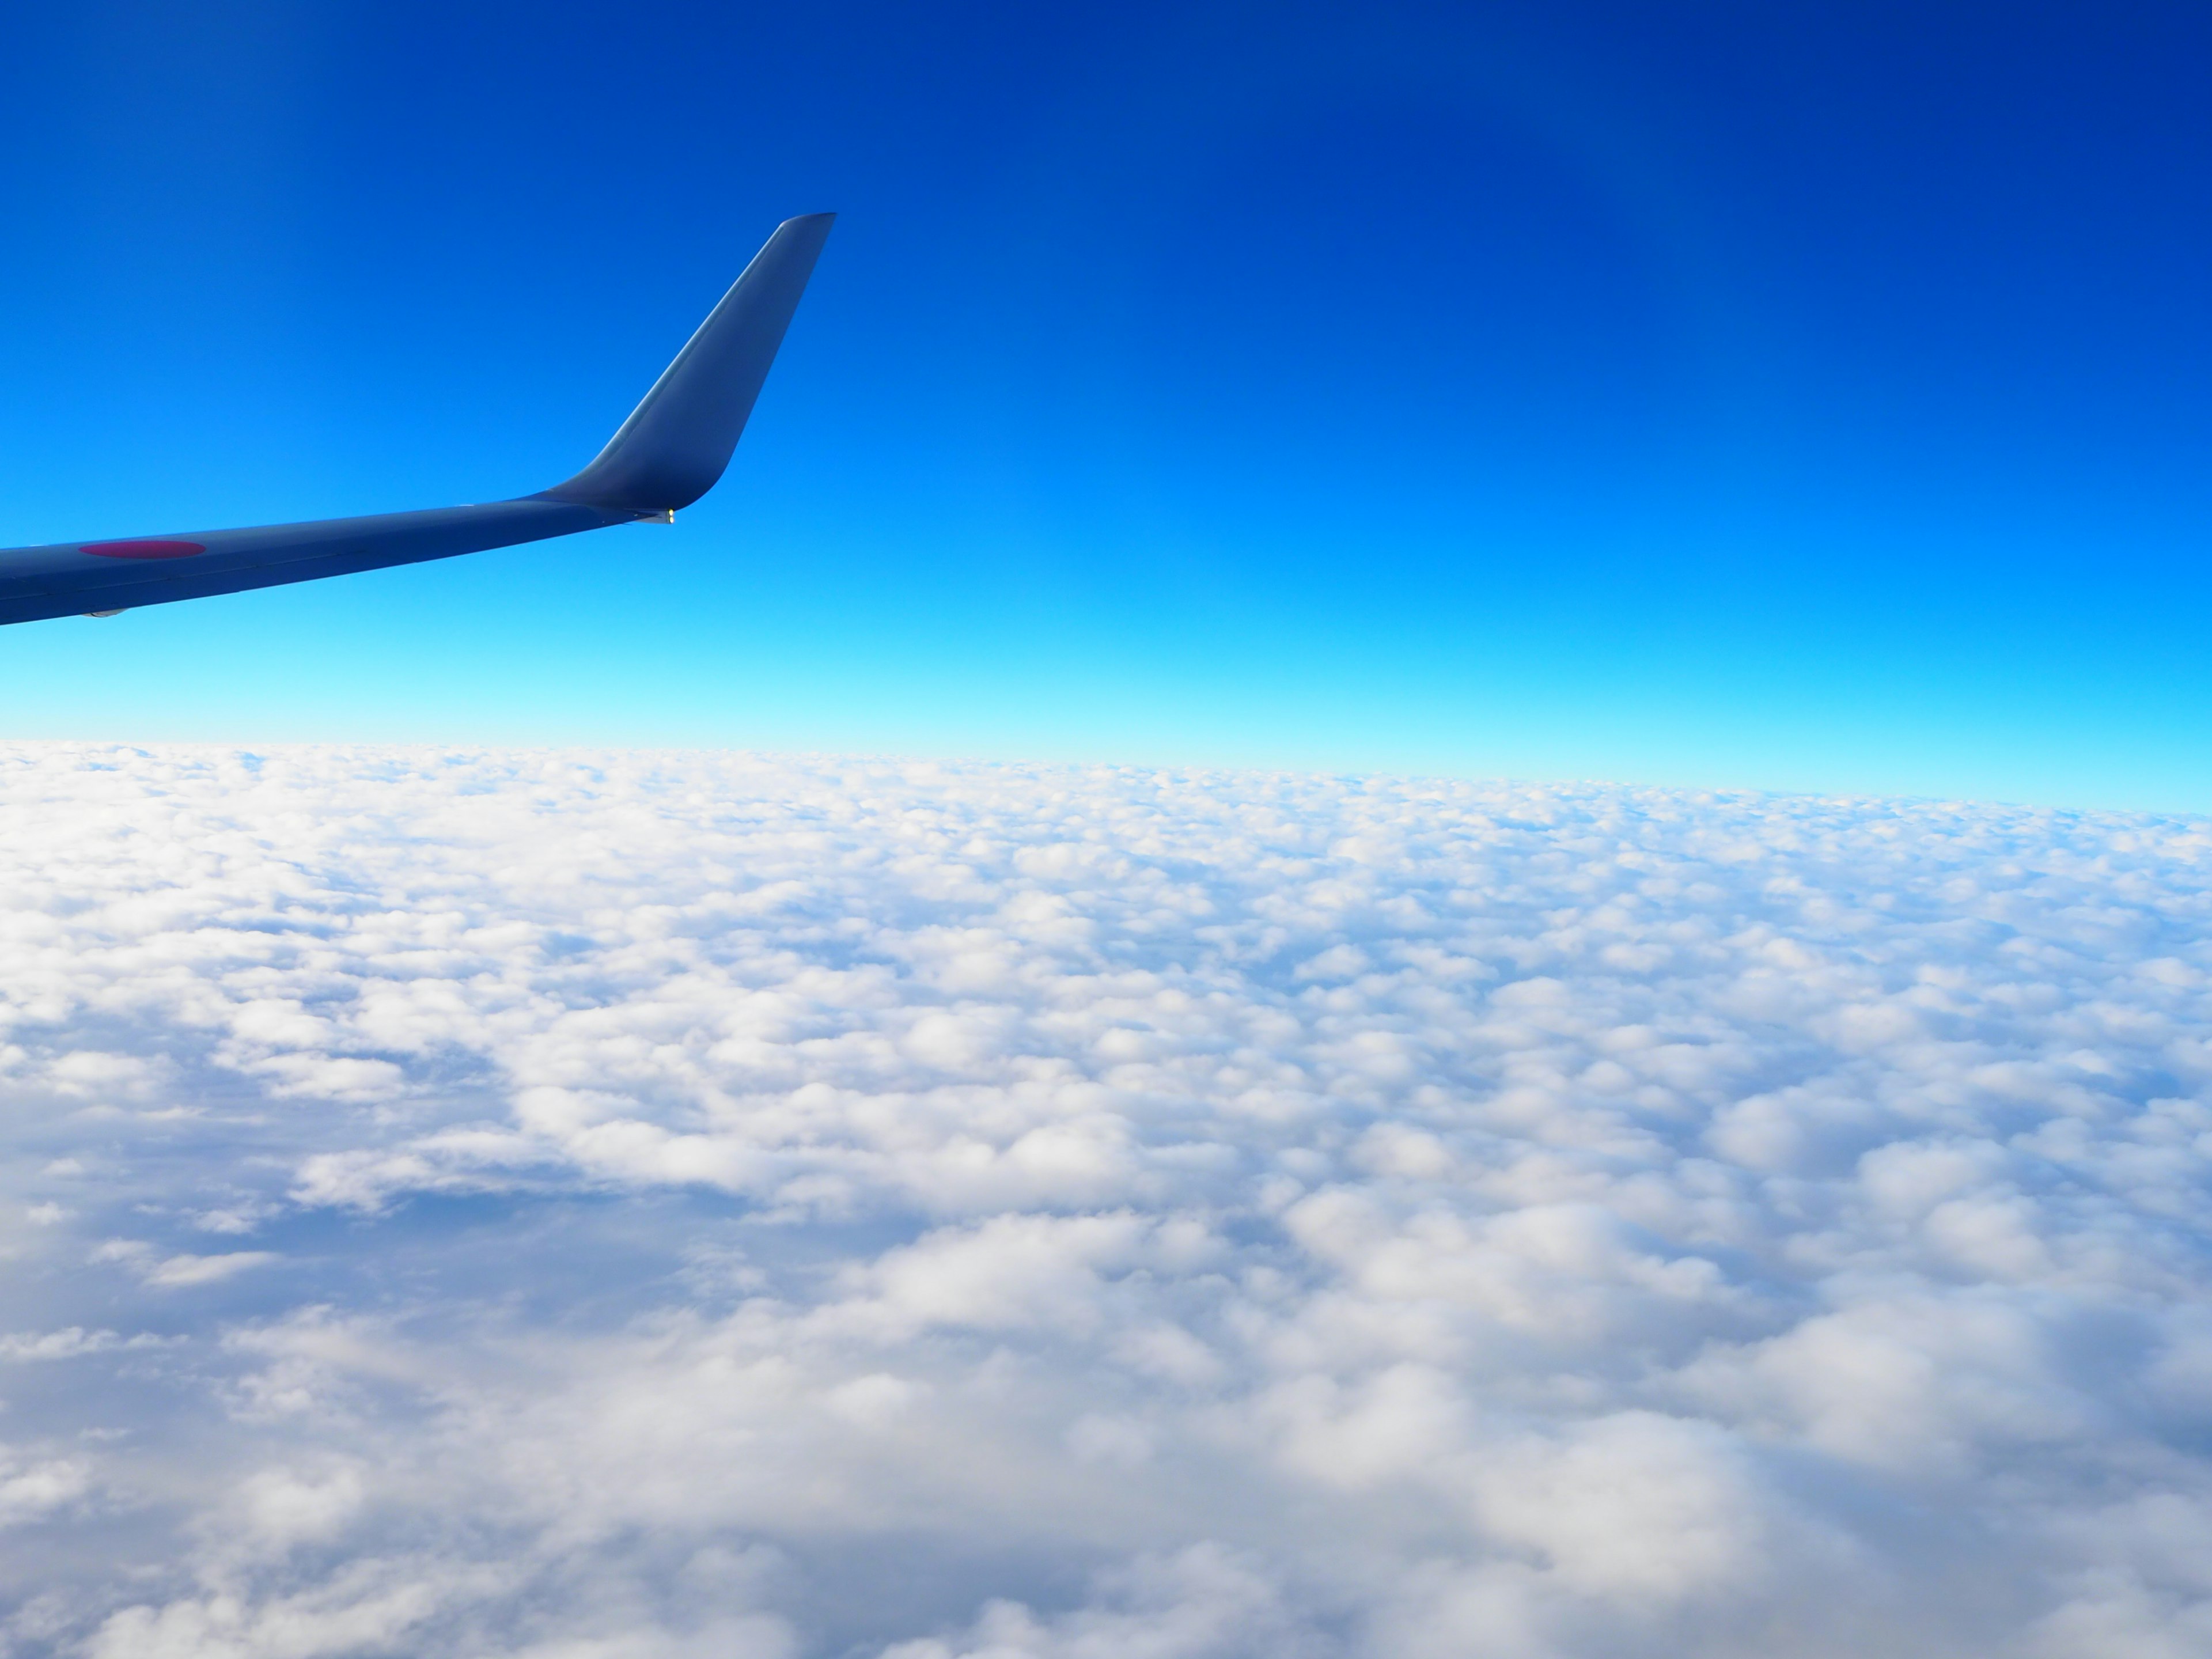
[0,213,834,628]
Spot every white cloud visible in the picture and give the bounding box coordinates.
[0,744,2210,1654]
[881,1546,1310,1659]
[92,1239,280,1288]
[0,1450,89,1528]
[0,1326,171,1362]
[145,1252,281,1289]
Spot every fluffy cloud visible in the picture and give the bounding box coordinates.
[1,744,2210,1655]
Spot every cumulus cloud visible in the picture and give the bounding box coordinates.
[0,743,2210,1655]
[0,1452,89,1528]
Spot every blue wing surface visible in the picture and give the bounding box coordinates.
[0,213,834,627]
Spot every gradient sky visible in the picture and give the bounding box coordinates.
[1,0,2208,808]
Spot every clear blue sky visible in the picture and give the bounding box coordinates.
[1,0,2207,809]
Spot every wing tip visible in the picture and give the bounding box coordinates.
[538,214,835,514]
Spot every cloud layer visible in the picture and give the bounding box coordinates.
[2,745,2211,1656]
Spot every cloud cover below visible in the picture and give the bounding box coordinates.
[2,744,2211,1656]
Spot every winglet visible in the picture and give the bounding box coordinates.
[541,213,834,514]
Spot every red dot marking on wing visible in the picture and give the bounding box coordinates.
[81,539,207,559]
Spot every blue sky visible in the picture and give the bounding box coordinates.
[1,0,2209,808]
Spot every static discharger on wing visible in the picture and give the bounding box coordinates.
[0,214,834,627]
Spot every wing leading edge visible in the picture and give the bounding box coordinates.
[0,213,834,628]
